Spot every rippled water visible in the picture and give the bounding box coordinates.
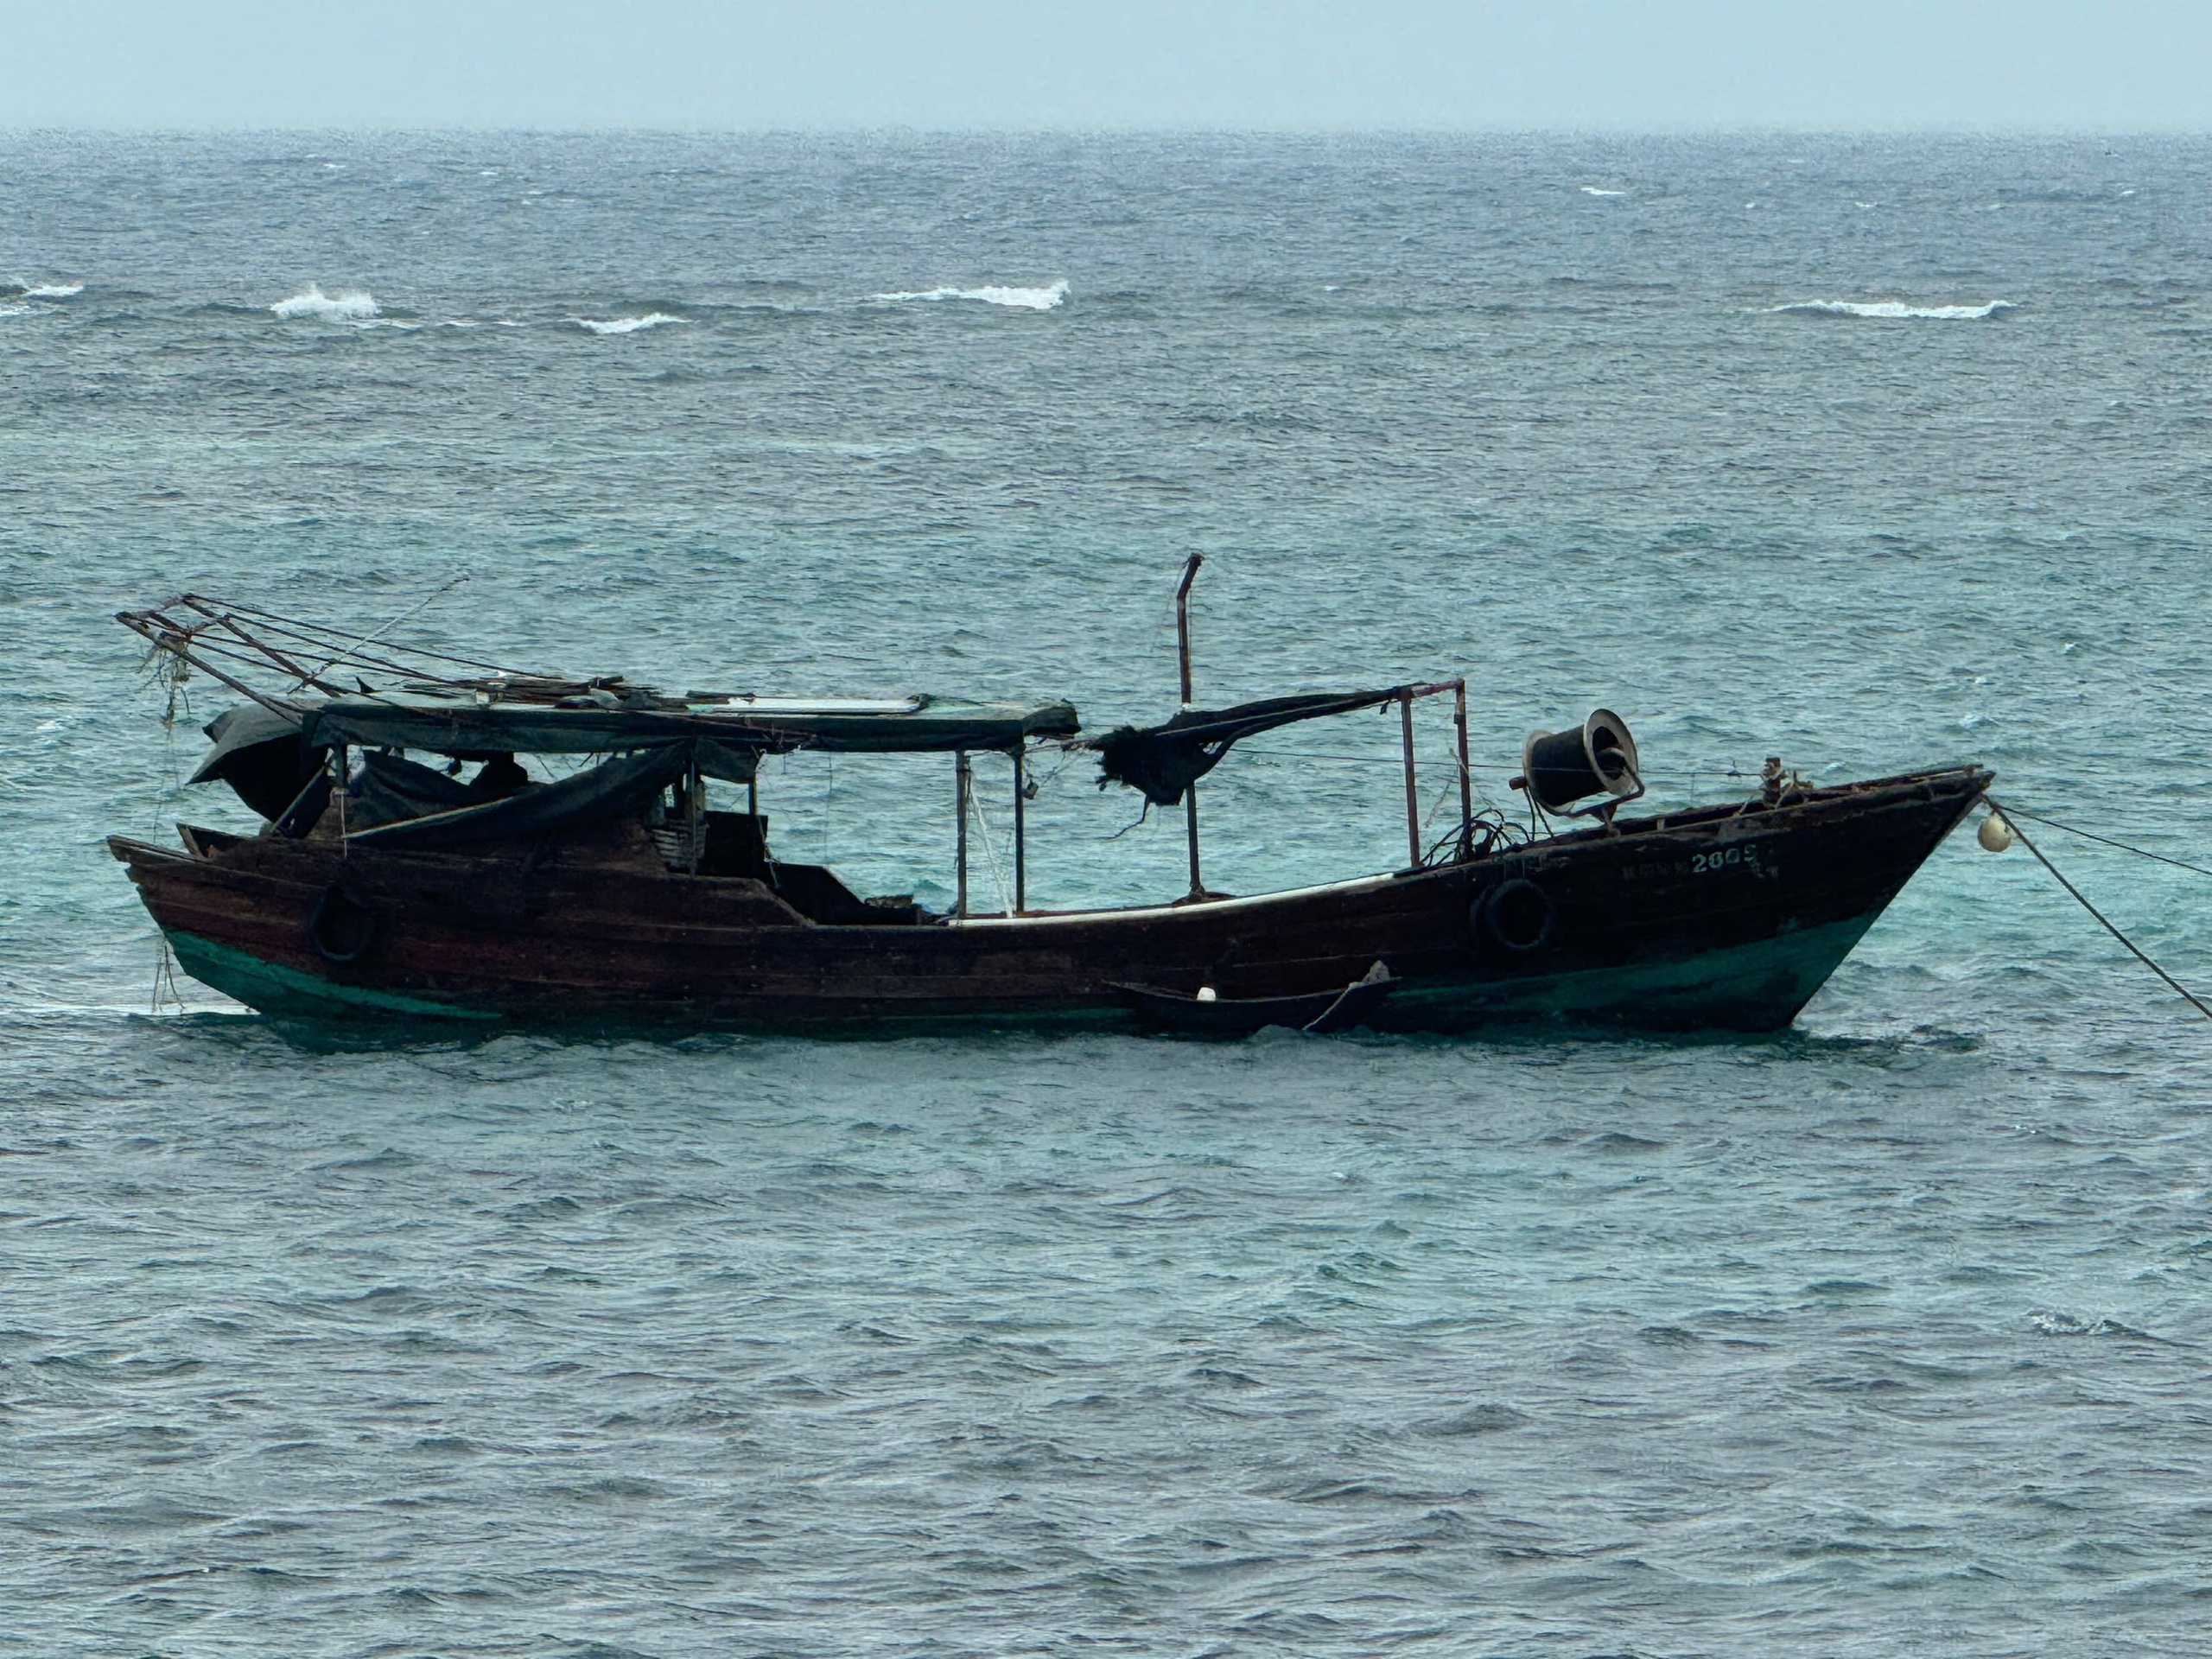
[3,132,2209,1654]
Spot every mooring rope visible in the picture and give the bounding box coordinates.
[1986,796,2212,1026]
[1984,803,2212,883]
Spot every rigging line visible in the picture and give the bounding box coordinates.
[1420,775,1459,831]
[236,619,534,686]
[145,632,321,686]
[1991,799,2212,1027]
[144,632,432,718]
[1235,747,1391,764]
[200,615,485,685]
[1987,803,2212,884]
[276,626,483,687]
[1236,746,1516,769]
[966,775,1014,916]
[148,627,416,690]
[293,574,476,690]
[206,593,531,677]
[1023,742,1080,795]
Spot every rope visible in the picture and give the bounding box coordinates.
[1987,803,2212,883]
[1989,797,2212,1026]
[967,782,1014,917]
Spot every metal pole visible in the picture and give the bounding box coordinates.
[1175,554,1202,705]
[1400,692,1421,868]
[1012,748,1027,915]
[686,761,702,875]
[1454,679,1473,861]
[1183,791,1204,899]
[955,750,970,920]
[1175,553,1205,899]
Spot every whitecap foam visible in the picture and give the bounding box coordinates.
[0,303,29,319]
[571,313,683,334]
[1579,186,1625,197]
[1770,299,2018,321]
[271,284,379,321]
[21,282,84,299]
[874,280,1067,311]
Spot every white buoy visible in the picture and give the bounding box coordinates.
[1196,986,1218,1002]
[1979,811,2015,853]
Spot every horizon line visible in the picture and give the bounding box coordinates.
[4,122,2211,139]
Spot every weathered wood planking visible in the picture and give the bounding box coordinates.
[112,766,1988,1034]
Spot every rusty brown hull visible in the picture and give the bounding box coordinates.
[110,766,1989,1035]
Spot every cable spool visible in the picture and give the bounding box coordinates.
[1518,710,1640,812]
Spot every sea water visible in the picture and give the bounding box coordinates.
[1,132,2208,1655]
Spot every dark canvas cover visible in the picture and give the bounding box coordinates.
[1093,690,1409,807]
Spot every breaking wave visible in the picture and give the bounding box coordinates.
[874,280,1068,311]
[271,284,379,321]
[18,282,84,298]
[571,313,683,334]
[0,303,29,319]
[2029,1311,2158,1340]
[1771,298,2018,321]
[1580,187,1626,197]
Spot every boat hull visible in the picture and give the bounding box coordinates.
[111,766,1989,1037]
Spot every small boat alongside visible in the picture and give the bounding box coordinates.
[1118,961,1398,1037]
[109,581,1989,1037]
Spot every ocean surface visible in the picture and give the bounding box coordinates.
[3,131,2211,1655]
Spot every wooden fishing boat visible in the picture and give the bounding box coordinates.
[109,581,1990,1036]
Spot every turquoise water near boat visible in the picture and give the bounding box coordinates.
[3,132,2211,1653]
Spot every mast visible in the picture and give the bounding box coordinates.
[1175,553,1205,899]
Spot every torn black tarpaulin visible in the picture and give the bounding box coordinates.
[1092,689,1412,807]
[342,738,763,849]
[347,751,527,831]
[344,745,699,849]
[186,702,327,823]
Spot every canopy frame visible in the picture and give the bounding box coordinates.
[1091,552,1476,893]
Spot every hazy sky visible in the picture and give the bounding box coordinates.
[5,0,2208,130]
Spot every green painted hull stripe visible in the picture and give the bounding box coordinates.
[1379,913,1881,1026]
[166,933,503,1021]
